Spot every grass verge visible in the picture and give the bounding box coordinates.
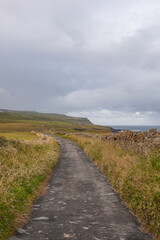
[67,134,160,239]
[0,133,59,240]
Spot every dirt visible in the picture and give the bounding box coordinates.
[9,136,153,240]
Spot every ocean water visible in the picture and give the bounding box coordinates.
[109,125,160,132]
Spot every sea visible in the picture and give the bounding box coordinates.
[109,125,160,132]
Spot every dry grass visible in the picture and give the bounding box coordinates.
[0,131,38,140]
[0,133,59,240]
[67,135,160,239]
[0,122,45,132]
[0,116,109,135]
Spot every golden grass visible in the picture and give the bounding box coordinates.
[67,135,160,240]
[0,134,59,240]
[0,120,109,135]
[0,131,38,140]
[0,122,48,133]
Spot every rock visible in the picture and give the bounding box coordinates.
[149,128,157,134]
[83,226,89,230]
[17,228,26,234]
[33,216,49,221]
[33,204,40,208]
[69,221,77,224]
[106,193,115,196]
[63,233,71,238]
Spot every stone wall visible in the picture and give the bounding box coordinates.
[68,128,160,156]
[103,128,160,155]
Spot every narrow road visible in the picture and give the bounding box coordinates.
[10,137,152,240]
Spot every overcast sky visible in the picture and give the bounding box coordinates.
[1,0,160,125]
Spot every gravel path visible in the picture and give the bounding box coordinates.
[10,137,152,240]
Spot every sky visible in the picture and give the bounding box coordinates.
[1,0,160,125]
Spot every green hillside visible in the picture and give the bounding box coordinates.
[0,110,91,124]
[0,109,110,134]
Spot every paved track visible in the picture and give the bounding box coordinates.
[10,137,152,240]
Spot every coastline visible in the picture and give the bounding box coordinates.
[109,125,160,132]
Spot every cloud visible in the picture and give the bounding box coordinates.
[67,109,160,125]
[49,83,160,114]
[0,88,6,95]
[0,88,11,108]
[0,0,160,124]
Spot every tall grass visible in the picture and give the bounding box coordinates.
[0,134,59,240]
[0,131,38,140]
[67,135,160,239]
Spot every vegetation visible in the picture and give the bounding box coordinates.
[1,110,159,239]
[0,133,59,240]
[0,110,110,134]
[4,110,159,238]
[0,110,109,239]
[0,131,38,140]
[0,110,92,124]
[66,134,160,239]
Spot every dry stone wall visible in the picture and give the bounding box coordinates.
[69,128,160,156]
[104,128,160,155]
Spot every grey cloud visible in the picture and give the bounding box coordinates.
[0,0,160,124]
[67,110,160,125]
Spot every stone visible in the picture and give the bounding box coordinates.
[63,233,71,238]
[33,216,49,221]
[34,204,40,208]
[149,128,157,134]
[83,227,89,230]
[17,228,26,234]
[49,198,55,201]
[69,221,77,224]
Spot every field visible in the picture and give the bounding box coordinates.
[0,110,110,134]
[66,134,160,239]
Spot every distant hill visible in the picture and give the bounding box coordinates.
[0,109,110,134]
[0,109,92,125]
